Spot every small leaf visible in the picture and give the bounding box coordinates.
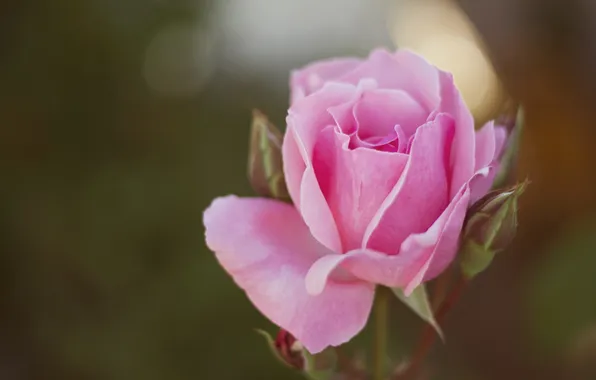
[392,285,444,340]
[248,110,290,200]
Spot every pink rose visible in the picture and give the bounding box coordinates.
[204,49,506,353]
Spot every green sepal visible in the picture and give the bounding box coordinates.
[392,285,444,340]
[248,110,290,200]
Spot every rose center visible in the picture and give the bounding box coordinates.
[341,89,428,153]
[348,127,404,153]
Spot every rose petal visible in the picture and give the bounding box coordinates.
[284,82,358,252]
[287,82,357,163]
[204,196,375,353]
[351,125,407,153]
[339,49,441,111]
[403,167,497,292]
[306,250,415,295]
[290,58,362,103]
[354,89,427,139]
[300,166,343,252]
[363,113,455,254]
[437,71,476,199]
[401,183,471,293]
[327,87,417,152]
[306,180,470,294]
[328,99,358,135]
[325,79,380,136]
[305,183,470,295]
[474,120,497,171]
[313,126,408,251]
[474,121,508,170]
[470,122,509,203]
[282,130,306,209]
[469,165,500,205]
[494,125,508,158]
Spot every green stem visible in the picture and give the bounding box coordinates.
[431,267,453,311]
[373,287,389,380]
[394,276,468,380]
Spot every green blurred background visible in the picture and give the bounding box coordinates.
[3,0,596,379]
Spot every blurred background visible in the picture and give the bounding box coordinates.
[3,0,596,378]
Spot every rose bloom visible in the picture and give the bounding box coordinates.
[204,49,506,353]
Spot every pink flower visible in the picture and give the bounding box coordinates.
[204,49,506,353]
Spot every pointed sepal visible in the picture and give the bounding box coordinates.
[248,110,290,200]
[392,285,444,340]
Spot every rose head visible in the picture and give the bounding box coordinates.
[204,49,507,354]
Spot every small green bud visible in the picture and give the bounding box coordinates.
[248,110,290,200]
[460,181,528,279]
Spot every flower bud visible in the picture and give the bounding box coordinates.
[257,329,337,379]
[274,329,305,370]
[257,329,304,369]
[248,110,290,200]
[460,181,528,279]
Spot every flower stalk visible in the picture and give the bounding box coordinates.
[373,287,389,380]
[394,276,468,380]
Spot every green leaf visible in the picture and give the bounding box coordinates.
[392,285,444,340]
